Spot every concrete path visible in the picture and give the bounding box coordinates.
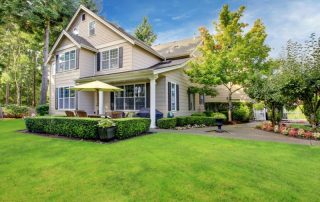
[152,122,320,146]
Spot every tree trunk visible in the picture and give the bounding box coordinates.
[228,92,232,122]
[271,104,276,126]
[32,61,36,107]
[16,81,20,105]
[5,81,9,105]
[40,21,50,104]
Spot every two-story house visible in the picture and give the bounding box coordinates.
[47,5,208,128]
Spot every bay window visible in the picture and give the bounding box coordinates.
[115,84,146,110]
[101,48,119,70]
[58,87,75,110]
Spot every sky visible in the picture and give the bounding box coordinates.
[99,0,320,57]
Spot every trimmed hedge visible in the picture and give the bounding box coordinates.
[157,118,177,129]
[113,118,150,139]
[25,117,151,140]
[191,112,206,117]
[176,116,216,127]
[36,104,49,116]
[25,117,100,139]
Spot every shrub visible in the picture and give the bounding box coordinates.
[304,131,314,139]
[98,119,115,128]
[113,118,150,139]
[211,112,227,120]
[3,105,29,118]
[25,117,100,139]
[191,112,206,117]
[36,104,49,116]
[233,104,250,122]
[25,117,151,140]
[288,128,298,137]
[176,116,216,127]
[157,118,177,129]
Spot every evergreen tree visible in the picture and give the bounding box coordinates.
[134,17,157,46]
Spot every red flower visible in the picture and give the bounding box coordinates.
[288,129,298,137]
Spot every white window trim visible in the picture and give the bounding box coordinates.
[57,86,76,110]
[57,49,77,73]
[88,20,96,36]
[114,83,147,111]
[171,82,177,112]
[100,47,120,70]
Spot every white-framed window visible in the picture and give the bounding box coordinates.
[58,50,76,72]
[101,48,119,70]
[89,21,95,36]
[171,83,177,111]
[52,61,56,76]
[58,86,75,110]
[189,93,195,111]
[199,94,205,105]
[115,84,146,110]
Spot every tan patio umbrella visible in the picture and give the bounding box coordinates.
[72,80,123,114]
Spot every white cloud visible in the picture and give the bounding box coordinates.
[171,14,189,21]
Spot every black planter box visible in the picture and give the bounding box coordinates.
[98,126,116,141]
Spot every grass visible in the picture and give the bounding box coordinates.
[0,119,320,201]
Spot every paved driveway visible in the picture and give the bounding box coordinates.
[152,122,320,146]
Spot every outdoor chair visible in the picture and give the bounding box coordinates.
[75,110,88,117]
[110,111,125,119]
[65,111,75,117]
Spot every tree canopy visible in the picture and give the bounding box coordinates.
[134,17,157,46]
[186,5,270,121]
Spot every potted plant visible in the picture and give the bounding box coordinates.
[97,119,116,141]
[212,113,227,132]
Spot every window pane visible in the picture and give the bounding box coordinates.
[64,61,69,70]
[115,98,124,110]
[135,98,145,110]
[70,50,75,60]
[110,58,118,69]
[65,52,70,61]
[125,85,134,97]
[64,87,69,97]
[135,84,145,97]
[70,59,75,69]
[110,49,118,68]
[59,54,64,71]
[70,89,75,97]
[115,86,124,97]
[102,61,108,70]
[59,98,63,109]
[59,88,64,98]
[64,98,70,109]
[102,51,109,60]
[70,98,75,109]
[110,49,118,59]
[125,98,134,110]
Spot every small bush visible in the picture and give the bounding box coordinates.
[3,105,29,118]
[157,118,177,129]
[113,118,150,139]
[25,117,100,139]
[191,112,206,117]
[176,116,216,127]
[211,112,227,120]
[233,104,250,122]
[36,104,49,116]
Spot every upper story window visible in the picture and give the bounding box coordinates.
[89,21,95,36]
[101,48,119,70]
[81,14,86,21]
[58,50,76,73]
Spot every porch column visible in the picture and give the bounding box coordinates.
[99,90,104,115]
[150,75,158,128]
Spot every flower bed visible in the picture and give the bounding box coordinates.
[256,121,320,140]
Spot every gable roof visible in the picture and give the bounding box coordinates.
[65,5,164,59]
[46,31,98,64]
[152,37,201,59]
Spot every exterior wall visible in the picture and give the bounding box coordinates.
[205,85,250,103]
[156,76,167,115]
[94,42,133,76]
[161,68,204,117]
[68,12,123,47]
[79,49,95,78]
[132,46,161,70]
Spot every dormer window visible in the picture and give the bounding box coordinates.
[81,14,86,21]
[89,21,95,36]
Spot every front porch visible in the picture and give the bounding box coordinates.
[77,69,161,128]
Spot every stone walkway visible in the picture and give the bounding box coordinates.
[152,122,320,146]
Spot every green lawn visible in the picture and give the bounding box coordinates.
[1,119,320,201]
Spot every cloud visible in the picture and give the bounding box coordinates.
[171,14,189,21]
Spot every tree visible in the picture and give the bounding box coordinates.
[134,17,157,46]
[277,35,320,129]
[186,5,270,121]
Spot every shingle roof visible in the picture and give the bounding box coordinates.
[67,32,96,50]
[152,37,201,59]
[148,58,190,70]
